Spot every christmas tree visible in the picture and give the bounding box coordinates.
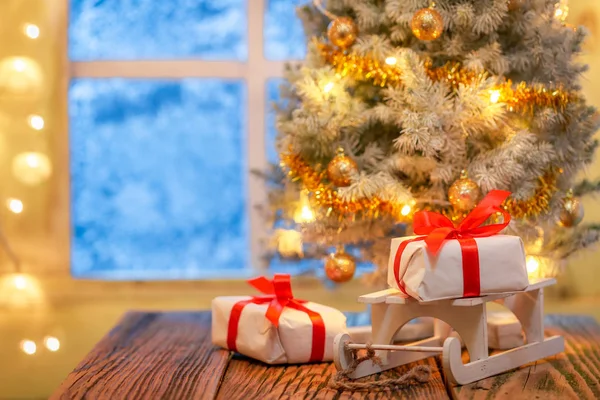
[268,0,599,285]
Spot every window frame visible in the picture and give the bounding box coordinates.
[63,0,292,279]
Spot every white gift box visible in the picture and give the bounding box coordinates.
[212,296,348,364]
[387,235,529,301]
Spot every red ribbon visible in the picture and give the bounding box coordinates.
[226,274,326,363]
[394,190,512,298]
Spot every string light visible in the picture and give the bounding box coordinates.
[490,90,501,104]
[12,58,26,72]
[554,0,569,22]
[23,24,40,39]
[12,152,52,186]
[401,205,412,216]
[0,56,44,97]
[7,198,24,214]
[385,56,397,66]
[323,81,335,93]
[294,191,316,223]
[20,340,37,355]
[317,41,577,114]
[44,336,60,352]
[13,274,27,290]
[526,255,540,275]
[296,205,315,223]
[0,274,45,308]
[28,114,44,130]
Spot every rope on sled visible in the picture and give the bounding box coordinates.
[328,342,432,391]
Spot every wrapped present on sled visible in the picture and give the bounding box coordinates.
[332,191,565,385]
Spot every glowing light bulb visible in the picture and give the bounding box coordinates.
[297,205,315,223]
[554,0,569,22]
[44,336,60,352]
[28,115,44,130]
[26,154,40,168]
[294,191,316,223]
[24,24,40,39]
[12,152,52,186]
[401,205,412,216]
[13,275,27,290]
[20,340,37,355]
[323,82,335,93]
[13,58,26,72]
[490,90,501,104]
[7,198,23,214]
[526,256,540,274]
[0,56,43,97]
[385,56,398,66]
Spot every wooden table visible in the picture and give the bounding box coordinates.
[52,312,600,400]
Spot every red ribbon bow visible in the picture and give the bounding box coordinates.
[226,274,326,363]
[394,190,512,298]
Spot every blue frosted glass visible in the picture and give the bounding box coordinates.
[266,78,283,164]
[265,0,307,60]
[70,78,248,280]
[69,0,247,61]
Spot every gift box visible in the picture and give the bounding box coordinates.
[387,190,529,301]
[212,274,348,364]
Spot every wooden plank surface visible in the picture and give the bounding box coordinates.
[217,355,448,400]
[216,312,449,399]
[52,312,600,400]
[452,315,600,400]
[51,312,231,400]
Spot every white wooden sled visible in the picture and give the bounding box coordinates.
[333,278,564,386]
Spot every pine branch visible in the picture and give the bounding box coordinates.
[573,179,600,197]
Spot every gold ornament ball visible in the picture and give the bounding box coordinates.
[558,193,584,227]
[411,8,444,41]
[327,17,358,49]
[325,250,356,283]
[448,171,481,211]
[327,148,358,187]
[507,0,523,11]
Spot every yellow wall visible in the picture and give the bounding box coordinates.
[0,0,67,279]
[564,2,600,297]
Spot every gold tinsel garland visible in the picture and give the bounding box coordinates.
[279,42,569,221]
[280,152,406,220]
[317,42,577,114]
[504,171,558,220]
[282,150,559,222]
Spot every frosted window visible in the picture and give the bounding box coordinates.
[264,0,307,60]
[266,78,283,164]
[69,0,247,61]
[70,79,248,279]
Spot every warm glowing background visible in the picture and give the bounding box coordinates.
[0,1,598,398]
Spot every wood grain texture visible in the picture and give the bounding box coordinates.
[217,356,448,400]
[52,312,600,400]
[453,315,600,400]
[215,312,449,399]
[51,312,230,400]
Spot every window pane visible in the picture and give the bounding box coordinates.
[69,0,247,61]
[266,78,283,164]
[264,0,307,60]
[70,79,248,279]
